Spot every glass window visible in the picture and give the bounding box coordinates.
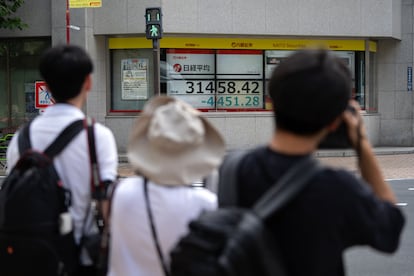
[355,51,366,109]
[366,51,377,113]
[264,50,295,110]
[264,50,365,110]
[0,38,50,135]
[110,49,154,112]
[0,46,7,130]
[109,48,368,113]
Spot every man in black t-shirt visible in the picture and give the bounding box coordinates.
[219,50,405,276]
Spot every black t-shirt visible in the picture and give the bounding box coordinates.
[234,146,405,276]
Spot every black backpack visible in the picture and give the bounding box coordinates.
[170,148,323,276]
[0,119,86,276]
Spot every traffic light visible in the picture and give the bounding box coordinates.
[145,7,162,39]
[146,24,162,39]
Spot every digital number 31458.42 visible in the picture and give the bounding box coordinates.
[185,81,260,94]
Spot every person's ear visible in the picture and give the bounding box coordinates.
[83,74,92,92]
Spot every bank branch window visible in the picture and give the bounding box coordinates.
[110,41,369,113]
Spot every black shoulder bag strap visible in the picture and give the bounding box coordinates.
[18,119,84,158]
[83,117,105,234]
[85,117,106,201]
[253,156,323,220]
[83,117,113,274]
[143,178,171,276]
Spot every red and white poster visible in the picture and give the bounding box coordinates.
[35,81,54,109]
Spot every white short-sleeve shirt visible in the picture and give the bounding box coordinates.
[108,176,217,276]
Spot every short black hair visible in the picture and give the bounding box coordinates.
[39,45,93,103]
[268,49,352,134]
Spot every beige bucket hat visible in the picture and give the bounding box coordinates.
[127,96,226,186]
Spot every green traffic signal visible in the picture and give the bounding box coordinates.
[145,7,162,40]
[146,24,162,39]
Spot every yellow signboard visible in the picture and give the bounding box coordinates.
[109,37,377,52]
[69,0,101,8]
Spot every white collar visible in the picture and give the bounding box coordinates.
[41,103,85,119]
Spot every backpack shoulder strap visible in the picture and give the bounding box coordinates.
[44,119,84,158]
[253,156,323,220]
[18,119,84,159]
[217,150,247,207]
[218,146,267,207]
[18,121,33,155]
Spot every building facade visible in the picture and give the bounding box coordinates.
[0,0,412,153]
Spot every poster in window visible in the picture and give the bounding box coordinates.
[121,58,149,100]
[264,50,294,79]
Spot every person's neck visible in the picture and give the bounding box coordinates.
[64,92,85,109]
[269,129,321,155]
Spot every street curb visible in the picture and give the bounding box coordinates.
[119,155,129,163]
[119,147,414,161]
[316,147,414,157]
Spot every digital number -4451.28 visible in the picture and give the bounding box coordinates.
[204,95,261,107]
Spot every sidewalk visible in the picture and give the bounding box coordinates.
[315,147,414,180]
[117,147,414,180]
[1,147,413,180]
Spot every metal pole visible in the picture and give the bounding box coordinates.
[66,0,70,44]
[6,46,11,128]
[364,40,370,112]
[153,39,160,95]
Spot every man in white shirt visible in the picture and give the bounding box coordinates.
[6,45,118,275]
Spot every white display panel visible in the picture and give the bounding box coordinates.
[166,49,215,109]
[166,49,264,110]
[215,50,264,109]
[166,49,215,80]
[216,50,263,79]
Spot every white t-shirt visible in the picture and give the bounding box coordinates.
[108,176,217,276]
[6,103,118,264]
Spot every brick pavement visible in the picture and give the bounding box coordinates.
[117,151,414,180]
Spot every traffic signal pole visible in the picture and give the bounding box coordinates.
[145,7,163,96]
[153,39,160,95]
[66,0,70,44]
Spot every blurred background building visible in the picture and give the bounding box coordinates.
[0,0,411,153]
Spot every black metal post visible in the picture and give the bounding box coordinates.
[153,39,160,95]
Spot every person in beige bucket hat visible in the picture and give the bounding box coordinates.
[108,96,225,276]
[127,95,225,185]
